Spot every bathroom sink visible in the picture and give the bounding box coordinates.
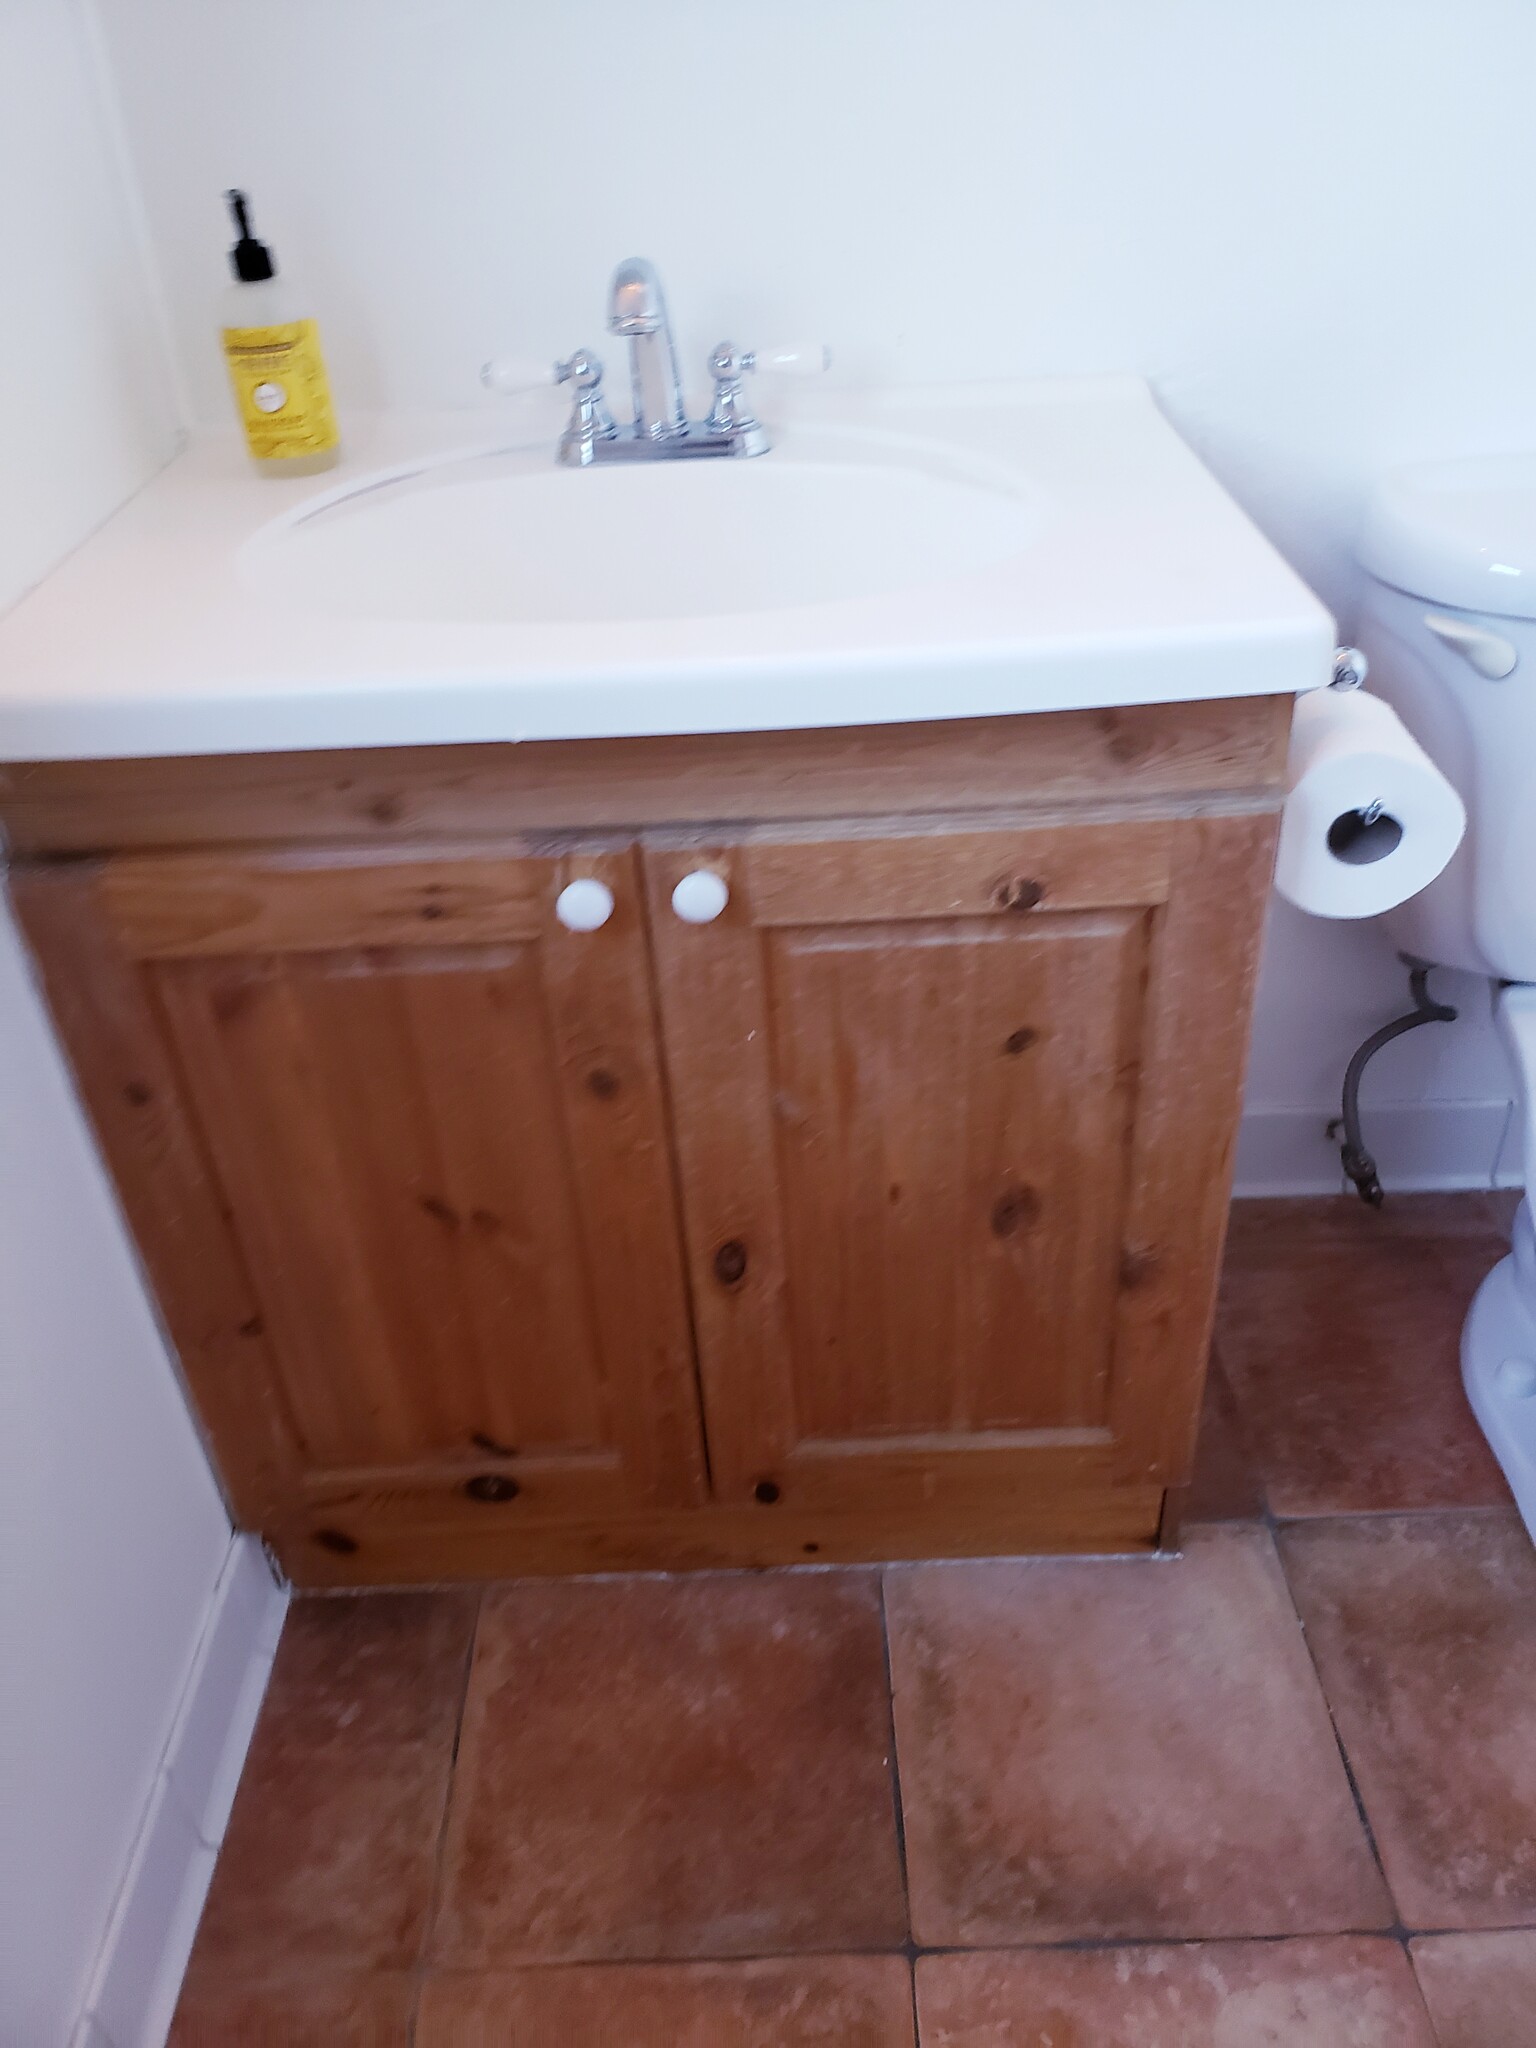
[243,435,1044,626]
[0,378,1333,760]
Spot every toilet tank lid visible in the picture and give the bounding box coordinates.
[1359,452,1536,619]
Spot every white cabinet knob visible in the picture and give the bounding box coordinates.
[555,878,615,931]
[671,870,730,923]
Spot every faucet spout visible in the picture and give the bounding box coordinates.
[607,258,687,441]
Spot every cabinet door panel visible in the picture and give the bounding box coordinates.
[647,814,1272,1509]
[770,912,1144,1439]
[153,945,613,1471]
[21,846,705,1532]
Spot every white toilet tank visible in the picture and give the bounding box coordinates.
[1356,453,1536,984]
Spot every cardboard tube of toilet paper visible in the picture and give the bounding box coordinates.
[1273,687,1466,919]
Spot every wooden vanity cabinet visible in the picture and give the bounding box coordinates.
[2,700,1288,1584]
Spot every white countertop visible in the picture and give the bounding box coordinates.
[0,378,1332,763]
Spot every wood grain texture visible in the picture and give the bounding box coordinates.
[741,820,1173,924]
[101,847,550,958]
[151,947,625,1479]
[0,698,1292,856]
[1104,810,1280,1486]
[273,1484,1167,1587]
[647,823,1163,1509]
[167,845,700,1511]
[298,1433,1119,1525]
[767,913,1144,1442]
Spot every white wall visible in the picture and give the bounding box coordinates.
[91,0,1532,1189]
[0,0,179,612]
[0,5,235,2043]
[0,903,234,2046]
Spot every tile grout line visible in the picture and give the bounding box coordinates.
[410,1585,486,2042]
[1260,1512,1507,2044]
[876,1570,923,2046]
[908,1927,1411,1956]
[1262,1518,1412,1957]
[183,1917,1536,1988]
[1212,1208,1522,2040]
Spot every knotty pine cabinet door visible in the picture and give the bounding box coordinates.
[13,845,707,1551]
[645,811,1274,1517]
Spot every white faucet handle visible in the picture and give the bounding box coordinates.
[753,343,831,376]
[480,354,560,396]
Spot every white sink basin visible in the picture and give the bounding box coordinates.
[246,435,1044,626]
[0,378,1334,761]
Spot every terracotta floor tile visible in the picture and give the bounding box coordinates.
[1217,1216,1509,1516]
[418,1957,915,2045]
[1281,1512,1536,1930]
[168,1968,416,2045]
[253,1588,480,1750]
[1410,1930,1536,2048]
[432,1570,907,1965]
[915,1938,1435,2046]
[1182,1359,1264,1524]
[886,1526,1389,1946]
[186,1592,477,1974]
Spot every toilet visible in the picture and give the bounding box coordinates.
[1356,452,1536,1537]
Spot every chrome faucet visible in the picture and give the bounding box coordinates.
[481,257,827,467]
[608,259,688,444]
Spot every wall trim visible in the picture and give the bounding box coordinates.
[73,1535,288,2048]
[1235,1098,1522,1198]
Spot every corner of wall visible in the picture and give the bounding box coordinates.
[76,0,192,440]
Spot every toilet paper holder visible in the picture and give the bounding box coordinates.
[1282,650,1463,1200]
[1325,647,1402,865]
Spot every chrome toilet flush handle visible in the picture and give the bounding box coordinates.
[482,259,829,468]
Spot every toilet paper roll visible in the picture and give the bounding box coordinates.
[1274,686,1466,919]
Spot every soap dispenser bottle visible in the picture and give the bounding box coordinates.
[220,190,340,475]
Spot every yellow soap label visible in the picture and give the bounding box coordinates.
[221,318,339,460]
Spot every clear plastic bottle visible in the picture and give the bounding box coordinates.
[220,190,340,476]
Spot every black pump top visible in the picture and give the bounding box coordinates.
[226,189,275,283]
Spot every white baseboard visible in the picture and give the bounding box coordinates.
[1235,1099,1522,1197]
[73,1535,288,2048]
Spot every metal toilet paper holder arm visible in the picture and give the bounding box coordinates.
[1331,646,1369,691]
[1309,648,1459,1205]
